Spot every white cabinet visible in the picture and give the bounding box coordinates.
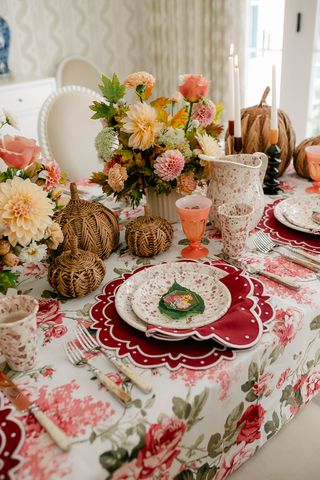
[0,77,56,141]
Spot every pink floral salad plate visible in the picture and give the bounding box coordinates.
[131,270,231,330]
[274,196,320,235]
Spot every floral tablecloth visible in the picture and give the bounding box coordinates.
[2,168,320,480]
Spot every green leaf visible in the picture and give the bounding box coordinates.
[99,448,129,473]
[307,360,314,370]
[90,101,116,120]
[264,420,275,435]
[132,398,142,408]
[0,270,18,294]
[294,388,303,405]
[196,463,211,480]
[99,73,126,103]
[248,361,259,381]
[172,397,191,419]
[159,281,205,320]
[280,385,293,404]
[269,344,284,364]
[224,402,244,438]
[241,379,255,393]
[201,237,210,245]
[272,411,280,429]
[178,238,189,245]
[207,433,222,457]
[175,470,195,480]
[223,424,243,449]
[310,315,320,330]
[144,394,156,409]
[187,388,209,426]
[245,390,258,402]
[89,430,97,444]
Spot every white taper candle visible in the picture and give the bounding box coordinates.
[234,54,241,138]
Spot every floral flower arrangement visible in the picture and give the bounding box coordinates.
[0,111,66,292]
[90,71,223,206]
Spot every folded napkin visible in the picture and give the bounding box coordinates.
[146,270,272,349]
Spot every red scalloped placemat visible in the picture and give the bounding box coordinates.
[0,393,24,479]
[90,262,274,370]
[257,199,320,253]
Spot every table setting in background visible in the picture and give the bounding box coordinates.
[1,64,320,480]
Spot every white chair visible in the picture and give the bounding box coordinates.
[38,85,104,180]
[56,56,101,93]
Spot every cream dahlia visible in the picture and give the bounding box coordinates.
[124,72,155,100]
[196,132,222,157]
[108,163,128,192]
[154,149,185,181]
[121,103,161,150]
[0,177,54,246]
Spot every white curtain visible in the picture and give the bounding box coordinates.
[2,0,247,118]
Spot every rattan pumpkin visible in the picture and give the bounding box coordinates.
[53,182,119,259]
[293,136,320,178]
[225,87,296,176]
[48,236,105,298]
[125,204,173,257]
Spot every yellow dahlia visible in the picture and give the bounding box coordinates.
[124,72,155,100]
[121,103,161,150]
[0,177,54,246]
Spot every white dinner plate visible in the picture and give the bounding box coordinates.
[274,197,320,236]
[131,269,231,330]
[115,262,227,336]
[283,195,320,232]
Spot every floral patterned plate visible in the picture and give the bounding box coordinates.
[131,270,231,329]
[274,196,320,235]
[115,262,226,335]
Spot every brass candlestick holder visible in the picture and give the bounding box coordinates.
[263,129,283,195]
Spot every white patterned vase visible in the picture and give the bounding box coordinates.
[145,189,183,223]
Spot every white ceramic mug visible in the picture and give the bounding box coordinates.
[218,202,254,258]
[0,295,39,371]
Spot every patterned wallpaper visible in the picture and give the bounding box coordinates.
[1,0,247,113]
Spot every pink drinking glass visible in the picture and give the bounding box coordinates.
[305,146,320,194]
[176,195,212,259]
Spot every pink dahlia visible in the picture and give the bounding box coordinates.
[39,159,61,192]
[192,100,216,127]
[154,149,185,181]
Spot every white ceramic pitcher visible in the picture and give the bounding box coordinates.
[199,153,268,231]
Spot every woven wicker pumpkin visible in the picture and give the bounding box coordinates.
[293,136,320,178]
[48,236,105,298]
[53,183,119,259]
[125,205,173,257]
[225,87,296,176]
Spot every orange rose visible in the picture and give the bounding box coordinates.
[0,135,41,169]
[179,74,209,102]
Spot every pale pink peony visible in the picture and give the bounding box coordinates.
[0,134,41,169]
[39,159,61,192]
[179,74,209,102]
[154,149,185,181]
[192,100,216,126]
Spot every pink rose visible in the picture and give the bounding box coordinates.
[137,417,187,478]
[252,372,274,397]
[216,442,255,480]
[303,372,320,400]
[179,74,209,102]
[105,372,123,386]
[290,402,300,416]
[42,367,54,378]
[236,404,266,444]
[0,134,41,169]
[37,299,65,326]
[272,320,295,347]
[50,324,68,338]
[276,368,291,389]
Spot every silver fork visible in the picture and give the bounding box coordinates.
[64,340,131,405]
[75,324,152,394]
[254,231,320,272]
